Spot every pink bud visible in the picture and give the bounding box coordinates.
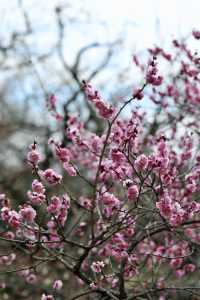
[63,163,77,176]
[127,185,139,201]
[19,206,36,223]
[53,279,63,290]
[193,30,200,39]
[135,154,148,171]
[27,150,41,164]
[42,169,62,185]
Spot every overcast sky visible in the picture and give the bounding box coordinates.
[1,0,200,49]
[1,0,200,114]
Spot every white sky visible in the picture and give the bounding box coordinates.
[0,0,200,108]
[1,0,200,48]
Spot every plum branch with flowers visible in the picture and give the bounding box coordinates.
[1,31,200,300]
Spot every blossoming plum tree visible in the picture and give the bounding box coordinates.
[0,31,200,300]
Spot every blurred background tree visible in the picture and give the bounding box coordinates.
[0,0,132,202]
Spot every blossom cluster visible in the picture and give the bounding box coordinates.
[0,31,200,299]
